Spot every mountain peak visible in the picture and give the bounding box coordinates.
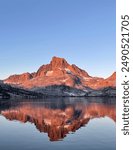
[51,56,65,61]
[50,56,69,69]
[106,72,116,80]
[4,56,116,90]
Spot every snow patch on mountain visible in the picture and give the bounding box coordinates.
[65,68,72,74]
[61,78,69,82]
[46,71,53,76]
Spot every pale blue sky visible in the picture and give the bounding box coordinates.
[0,0,115,79]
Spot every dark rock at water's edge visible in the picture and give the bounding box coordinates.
[0,83,116,100]
[0,83,44,99]
[32,85,116,97]
[0,92,10,99]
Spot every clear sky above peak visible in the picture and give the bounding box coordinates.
[0,0,115,79]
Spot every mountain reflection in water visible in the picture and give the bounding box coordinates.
[0,97,115,141]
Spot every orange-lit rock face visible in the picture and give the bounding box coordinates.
[83,72,116,89]
[1,99,116,141]
[4,56,116,89]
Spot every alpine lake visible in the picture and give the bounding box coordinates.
[0,97,116,150]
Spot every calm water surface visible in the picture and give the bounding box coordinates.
[0,97,116,150]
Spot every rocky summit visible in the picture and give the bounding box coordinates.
[3,56,116,97]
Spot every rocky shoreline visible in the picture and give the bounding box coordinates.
[0,83,116,100]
